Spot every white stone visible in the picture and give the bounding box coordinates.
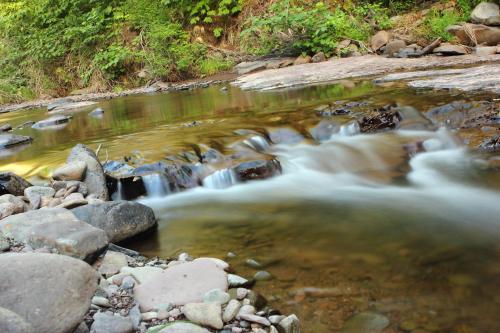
[182,303,223,329]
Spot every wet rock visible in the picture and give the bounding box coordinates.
[72,201,156,242]
[471,2,500,26]
[425,100,499,128]
[134,259,227,311]
[228,274,250,288]
[384,39,406,57]
[293,55,312,66]
[433,43,469,56]
[234,159,282,182]
[99,251,129,278]
[0,208,108,260]
[340,312,389,333]
[67,144,108,200]
[0,307,33,333]
[0,123,12,132]
[90,312,133,333]
[0,134,33,149]
[371,31,390,51]
[446,24,500,46]
[315,105,352,117]
[254,271,272,281]
[182,303,223,329]
[53,161,87,181]
[245,290,267,310]
[478,135,500,152]
[358,110,401,133]
[269,128,304,145]
[31,115,71,130]
[223,299,241,322]
[311,52,326,63]
[0,253,98,333]
[157,322,211,333]
[279,314,301,333]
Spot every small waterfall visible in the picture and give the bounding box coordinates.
[338,121,360,136]
[112,179,125,201]
[202,169,239,189]
[142,173,170,197]
[243,135,271,152]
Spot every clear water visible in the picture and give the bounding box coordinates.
[1,80,500,332]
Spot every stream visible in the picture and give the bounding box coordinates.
[1,79,500,332]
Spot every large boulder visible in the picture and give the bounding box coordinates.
[134,259,228,311]
[72,201,156,242]
[446,24,500,46]
[0,253,98,333]
[67,144,109,200]
[0,172,32,196]
[0,208,108,260]
[0,307,33,333]
[371,31,390,51]
[471,2,500,26]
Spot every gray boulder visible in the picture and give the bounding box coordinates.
[0,307,33,333]
[0,172,32,196]
[0,253,98,333]
[31,115,71,130]
[0,208,108,260]
[72,201,156,243]
[471,2,500,26]
[384,39,406,57]
[0,134,33,149]
[52,161,87,181]
[67,144,108,200]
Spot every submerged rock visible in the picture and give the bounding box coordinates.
[234,159,282,182]
[0,208,108,260]
[0,253,98,333]
[71,201,156,243]
[0,172,32,196]
[0,123,12,132]
[67,144,109,200]
[340,312,389,333]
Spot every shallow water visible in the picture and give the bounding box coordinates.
[2,79,500,332]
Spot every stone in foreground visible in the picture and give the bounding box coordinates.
[182,303,223,329]
[0,208,108,260]
[0,253,98,333]
[134,259,228,311]
[72,201,156,242]
[67,144,109,200]
[158,322,211,333]
[90,312,134,333]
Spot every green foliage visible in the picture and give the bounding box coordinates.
[162,0,244,24]
[198,55,234,76]
[419,9,462,41]
[241,1,390,56]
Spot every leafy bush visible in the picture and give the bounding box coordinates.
[241,1,389,56]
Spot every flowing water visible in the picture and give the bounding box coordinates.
[1,79,500,332]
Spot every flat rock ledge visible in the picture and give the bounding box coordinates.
[376,64,500,94]
[233,54,500,91]
[0,244,302,333]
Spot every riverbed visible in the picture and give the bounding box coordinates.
[1,75,500,332]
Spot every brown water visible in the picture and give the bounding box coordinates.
[2,80,500,333]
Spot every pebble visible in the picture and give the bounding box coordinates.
[204,288,231,305]
[279,314,300,333]
[182,303,224,329]
[228,274,249,288]
[141,311,158,321]
[111,273,131,286]
[232,328,243,333]
[168,308,181,318]
[238,313,270,326]
[236,288,248,300]
[253,271,272,281]
[237,305,256,318]
[227,252,237,258]
[90,312,134,333]
[92,296,111,307]
[223,299,241,323]
[245,259,262,269]
[121,276,135,290]
[178,252,193,261]
[128,305,141,329]
[269,315,286,324]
